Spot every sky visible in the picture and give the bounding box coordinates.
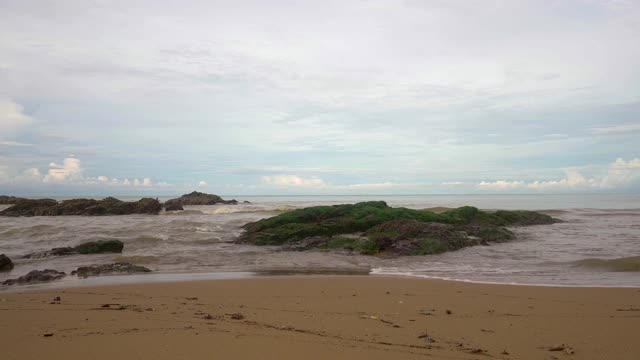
[1,0,639,196]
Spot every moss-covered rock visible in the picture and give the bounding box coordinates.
[0,197,162,216]
[237,201,557,256]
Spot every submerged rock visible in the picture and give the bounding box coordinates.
[0,195,28,204]
[0,197,162,217]
[164,191,238,209]
[2,269,66,286]
[22,240,124,259]
[71,263,152,278]
[0,254,14,271]
[164,202,184,211]
[237,201,557,256]
[73,240,124,254]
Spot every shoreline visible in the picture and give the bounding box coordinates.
[3,270,640,294]
[1,276,639,359]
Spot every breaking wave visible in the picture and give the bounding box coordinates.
[572,256,640,272]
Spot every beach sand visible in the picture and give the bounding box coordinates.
[1,276,639,359]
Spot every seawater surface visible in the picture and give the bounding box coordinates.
[1,194,639,288]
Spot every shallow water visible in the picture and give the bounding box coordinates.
[1,194,639,288]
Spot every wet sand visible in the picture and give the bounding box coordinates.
[1,276,639,359]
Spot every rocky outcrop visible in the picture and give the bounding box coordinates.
[0,195,28,204]
[71,263,152,278]
[0,197,162,217]
[164,191,238,209]
[0,199,58,216]
[237,201,557,256]
[0,254,14,271]
[2,269,66,285]
[22,240,124,259]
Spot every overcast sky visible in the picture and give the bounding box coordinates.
[1,0,639,195]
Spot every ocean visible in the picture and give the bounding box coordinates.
[1,194,639,289]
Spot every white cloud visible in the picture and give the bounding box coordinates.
[0,99,31,132]
[441,181,468,187]
[198,180,207,187]
[43,158,83,183]
[1,157,164,189]
[601,158,640,188]
[261,175,326,188]
[478,158,640,191]
[478,180,527,190]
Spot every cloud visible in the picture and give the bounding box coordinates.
[198,180,207,187]
[601,157,640,188]
[261,175,326,188]
[0,140,32,146]
[13,168,43,184]
[0,99,31,133]
[43,158,83,183]
[0,2,639,195]
[1,157,164,189]
[477,158,640,191]
[441,181,469,187]
[590,123,640,134]
[133,178,153,187]
[478,180,527,190]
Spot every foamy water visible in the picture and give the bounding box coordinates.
[1,194,639,288]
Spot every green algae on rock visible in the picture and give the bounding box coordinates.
[237,201,556,256]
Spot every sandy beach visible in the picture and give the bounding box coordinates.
[1,276,639,360]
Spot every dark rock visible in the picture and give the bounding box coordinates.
[164,202,184,211]
[0,198,58,216]
[164,191,238,208]
[242,201,251,204]
[22,240,124,259]
[70,263,152,278]
[228,313,245,320]
[2,269,66,285]
[0,195,28,204]
[0,197,162,217]
[0,254,14,271]
[22,247,77,259]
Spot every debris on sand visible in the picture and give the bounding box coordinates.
[548,344,575,355]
